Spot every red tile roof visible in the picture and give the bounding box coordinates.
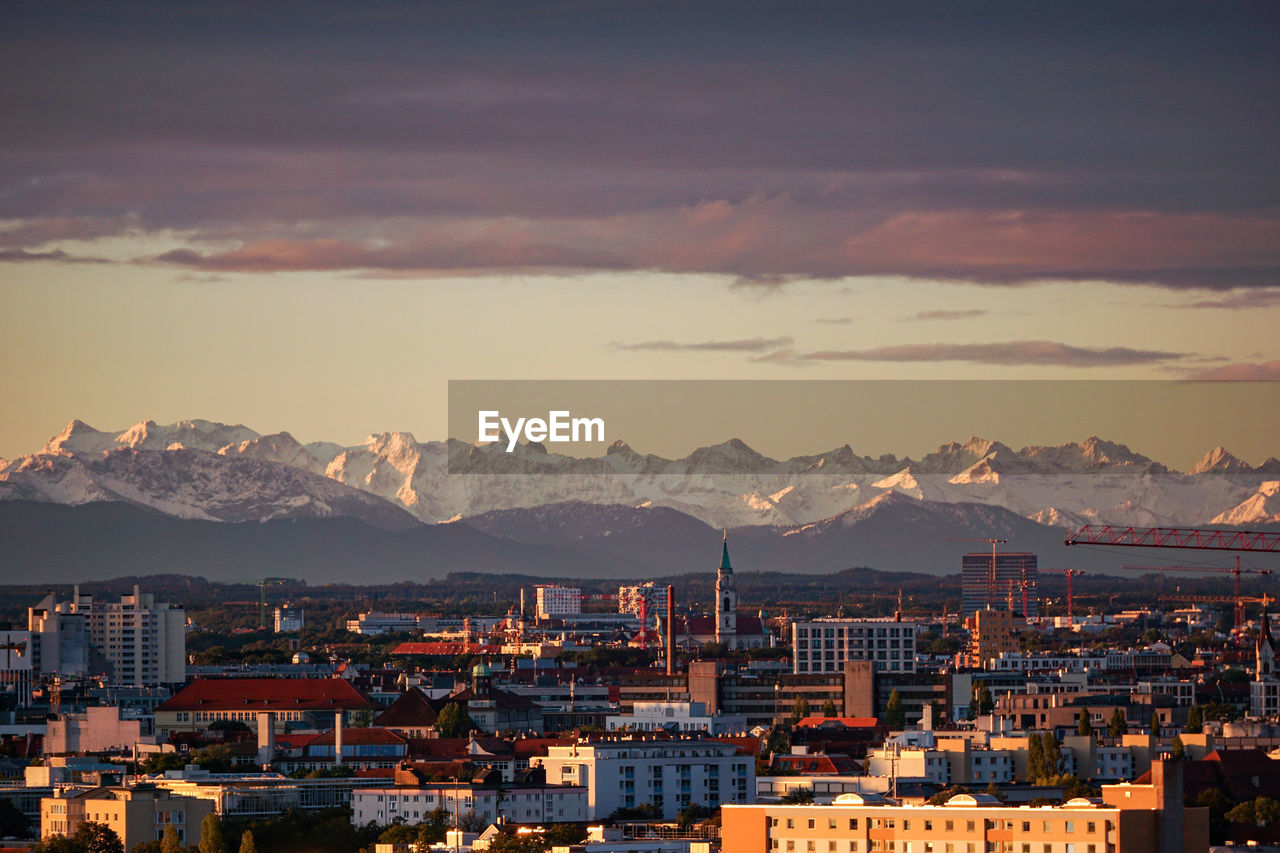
[155,678,375,712]
[307,727,408,746]
[392,643,503,656]
[796,716,881,729]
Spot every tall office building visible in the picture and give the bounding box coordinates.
[961,552,1038,617]
[792,618,918,674]
[535,585,582,620]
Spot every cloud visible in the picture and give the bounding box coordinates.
[614,336,794,353]
[1186,360,1280,380]
[1180,290,1280,310]
[795,340,1189,367]
[810,317,852,325]
[909,309,989,321]
[1,3,1277,289]
[0,248,107,264]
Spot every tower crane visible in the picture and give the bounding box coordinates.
[1117,558,1272,640]
[1042,569,1086,623]
[950,537,1008,610]
[213,578,289,629]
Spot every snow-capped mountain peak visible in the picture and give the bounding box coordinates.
[1190,445,1253,475]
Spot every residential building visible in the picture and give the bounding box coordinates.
[792,619,918,675]
[967,607,1019,668]
[723,762,1206,853]
[273,606,304,633]
[72,586,186,687]
[618,583,669,620]
[45,706,149,755]
[346,612,419,636]
[606,701,748,735]
[535,586,581,620]
[42,785,214,850]
[351,766,586,827]
[533,738,754,820]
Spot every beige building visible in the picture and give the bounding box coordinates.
[722,762,1207,853]
[45,706,149,755]
[42,785,214,850]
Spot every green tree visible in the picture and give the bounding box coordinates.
[1077,710,1093,737]
[1186,704,1204,734]
[925,785,970,805]
[434,702,476,738]
[885,689,906,728]
[821,698,837,718]
[780,787,815,804]
[790,696,811,725]
[1108,708,1127,738]
[72,822,124,853]
[1150,709,1160,737]
[199,813,227,853]
[1039,732,1062,780]
[160,825,182,853]
[1171,735,1185,760]
[0,797,30,839]
[236,830,258,853]
[1027,733,1045,782]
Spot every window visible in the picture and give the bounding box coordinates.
[850,819,859,830]
[809,819,816,830]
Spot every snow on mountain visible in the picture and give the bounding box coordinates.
[218,431,324,474]
[1190,446,1254,475]
[0,445,419,529]
[6,419,1278,530]
[1212,481,1280,525]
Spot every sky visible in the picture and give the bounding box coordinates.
[1,1,1278,464]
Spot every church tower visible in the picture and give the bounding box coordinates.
[1259,612,1275,680]
[715,531,738,649]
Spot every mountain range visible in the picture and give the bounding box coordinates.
[1,418,1277,582]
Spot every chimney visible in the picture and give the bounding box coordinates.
[1153,759,1184,853]
[334,711,344,766]
[666,585,675,676]
[256,712,275,769]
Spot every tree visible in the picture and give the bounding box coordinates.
[237,831,258,853]
[1077,710,1093,737]
[1039,732,1062,780]
[780,787,815,804]
[0,797,30,839]
[885,689,906,729]
[434,702,476,738]
[1171,735,1185,760]
[160,826,182,853]
[199,813,227,853]
[821,698,838,718]
[1150,709,1160,737]
[1187,704,1204,734]
[790,696,810,725]
[1109,708,1127,738]
[1027,733,1045,782]
[971,683,993,716]
[72,822,124,853]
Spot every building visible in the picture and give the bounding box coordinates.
[351,766,586,827]
[1252,611,1278,718]
[961,552,1038,616]
[346,612,420,636]
[792,619,918,675]
[448,663,544,734]
[606,701,749,736]
[45,706,149,755]
[152,677,376,739]
[42,785,215,850]
[29,586,185,687]
[618,582,669,620]
[533,738,754,820]
[723,762,1207,853]
[0,628,36,705]
[274,606,304,633]
[716,533,739,649]
[535,586,582,620]
[968,607,1019,668]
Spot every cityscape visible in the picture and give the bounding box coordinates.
[3,2,1279,853]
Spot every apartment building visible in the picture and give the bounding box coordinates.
[793,619,918,675]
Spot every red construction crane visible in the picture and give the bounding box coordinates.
[1065,525,1280,551]
[950,537,1009,609]
[1118,558,1272,640]
[1042,569,1086,622]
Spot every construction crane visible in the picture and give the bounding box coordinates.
[1065,525,1280,551]
[1042,569,1086,623]
[1118,558,1272,640]
[213,578,289,629]
[950,537,1009,610]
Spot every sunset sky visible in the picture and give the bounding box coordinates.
[2,1,1277,462]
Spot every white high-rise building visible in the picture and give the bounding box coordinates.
[535,585,581,619]
[66,586,185,687]
[618,582,668,620]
